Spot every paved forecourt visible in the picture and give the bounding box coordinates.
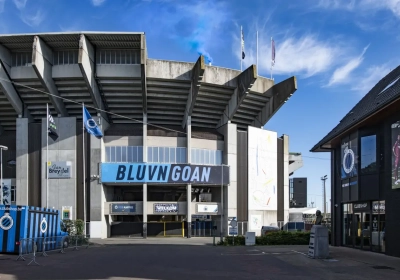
[1,239,400,280]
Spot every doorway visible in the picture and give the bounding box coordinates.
[343,202,372,251]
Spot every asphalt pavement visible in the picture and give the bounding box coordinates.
[0,237,399,280]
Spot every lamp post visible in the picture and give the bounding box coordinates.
[321,175,328,219]
[0,145,9,205]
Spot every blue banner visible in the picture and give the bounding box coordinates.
[111,203,136,213]
[100,163,230,185]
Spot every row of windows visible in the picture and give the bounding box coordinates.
[11,52,32,67]
[105,146,223,165]
[11,49,139,67]
[53,50,79,65]
[96,50,140,65]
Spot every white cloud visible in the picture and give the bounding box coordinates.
[351,64,392,95]
[233,33,344,78]
[328,45,369,86]
[316,0,400,18]
[91,0,106,6]
[0,0,5,13]
[20,9,45,27]
[12,0,27,10]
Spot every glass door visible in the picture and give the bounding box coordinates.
[353,212,371,250]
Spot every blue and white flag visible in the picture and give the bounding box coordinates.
[83,106,103,138]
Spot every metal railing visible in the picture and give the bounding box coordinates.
[15,235,90,266]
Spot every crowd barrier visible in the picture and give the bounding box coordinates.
[15,235,90,266]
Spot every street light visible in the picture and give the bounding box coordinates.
[0,145,9,205]
[321,175,328,219]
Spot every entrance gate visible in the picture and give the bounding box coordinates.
[191,221,214,237]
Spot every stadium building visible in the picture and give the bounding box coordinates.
[0,32,301,238]
[311,65,400,258]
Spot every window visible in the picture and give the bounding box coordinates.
[53,50,78,65]
[11,52,32,67]
[105,146,143,163]
[360,135,377,174]
[190,148,223,165]
[96,50,140,65]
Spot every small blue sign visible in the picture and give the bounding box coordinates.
[111,203,136,213]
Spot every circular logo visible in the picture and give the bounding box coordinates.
[0,213,13,231]
[40,217,48,233]
[342,147,355,174]
[86,119,97,129]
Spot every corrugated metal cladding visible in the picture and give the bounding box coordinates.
[277,138,284,221]
[237,131,248,222]
[28,123,41,207]
[0,206,60,253]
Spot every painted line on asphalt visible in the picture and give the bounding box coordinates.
[291,250,308,256]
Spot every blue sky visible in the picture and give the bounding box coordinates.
[2,0,400,211]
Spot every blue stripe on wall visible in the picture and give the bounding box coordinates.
[6,208,17,252]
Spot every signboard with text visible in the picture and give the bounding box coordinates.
[110,203,137,214]
[47,161,72,179]
[100,163,230,185]
[154,203,178,213]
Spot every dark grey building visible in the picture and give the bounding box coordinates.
[311,65,400,258]
[289,177,307,208]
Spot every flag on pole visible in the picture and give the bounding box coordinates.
[241,28,245,59]
[47,107,58,141]
[271,38,276,66]
[83,106,103,138]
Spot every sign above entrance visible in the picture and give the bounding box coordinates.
[353,201,370,212]
[154,203,178,213]
[110,203,137,214]
[100,163,230,185]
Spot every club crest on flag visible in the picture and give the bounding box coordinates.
[47,108,59,141]
[83,106,103,139]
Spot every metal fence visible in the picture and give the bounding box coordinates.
[15,235,90,266]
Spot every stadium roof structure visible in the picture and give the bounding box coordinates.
[311,65,400,152]
[0,32,297,132]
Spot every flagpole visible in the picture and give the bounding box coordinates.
[240,25,243,72]
[82,102,86,234]
[46,103,49,208]
[256,31,259,76]
[270,37,273,80]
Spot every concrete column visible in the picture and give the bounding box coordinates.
[217,123,237,236]
[282,135,289,224]
[16,118,29,205]
[186,116,192,237]
[89,115,110,238]
[143,113,148,238]
[41,117,76,216]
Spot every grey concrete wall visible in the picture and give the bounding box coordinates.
[16,118,29,205]
[191,138,224,150]
[41,117,77,217]
[104,136,143,146]
[0,131,16,179]
[96,65,141,78]
[53,65,82,78]
[90,116,109,221]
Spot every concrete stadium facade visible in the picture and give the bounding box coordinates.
[0,32,301,238]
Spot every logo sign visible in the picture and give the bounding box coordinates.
[40,217,48,233]
[154,203,178,213]
[110,203,136,214]
[0,213,14,231]
[47,161,72,179]
[62,206,72,220]
[342,147,355,174]
[353,202,370,211]
[101,163,230,185]
[197,204,218,213]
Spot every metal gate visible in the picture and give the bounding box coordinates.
[191,221,214,237]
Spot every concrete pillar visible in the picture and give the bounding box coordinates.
[186,116,192,237]
[217,122,237,236]
[41,117,76,216]
[143,113,148,238]
[282,135,289,224]
[16,118,29,205]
